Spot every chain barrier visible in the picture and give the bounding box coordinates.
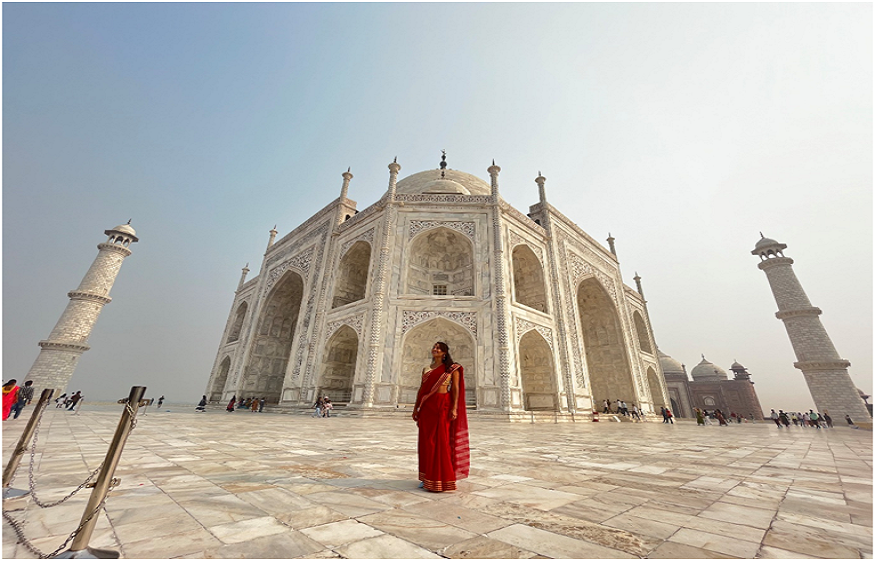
[2,397,140,558]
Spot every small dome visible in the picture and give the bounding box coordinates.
[730,361,746,371]
[658,350,686,376]
[395,169,491,196]
[690,356,729,381]
[755,237,779,249]
[105,222,139,242]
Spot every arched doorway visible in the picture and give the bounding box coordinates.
[577,278,636,406]
[647,367,665,408]
[519,330,557,410]
[243,271,304,403]
[405,228,474,296]
[399,318,476,407]
[227,302,248,343]
[633,311,652,354]
[210,356,231,401]
[332,241,371,308]
[512,245,548,312]
[318,325,358,403]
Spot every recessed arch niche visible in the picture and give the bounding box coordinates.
[405,228,474,296]
[210,356,231,401]
[398,317,476,407]
[633,311,652,354]
[577,277,636,406]
[518,330,557,410]
[512,245,547,312]
[332,241,371,308]
[227,302,248,343]
[243,271,304,403]
[318,325,358,403]
[647,367,665,408]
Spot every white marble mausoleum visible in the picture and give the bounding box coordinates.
[206,155,669,417]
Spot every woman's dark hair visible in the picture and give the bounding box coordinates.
[3,379,17,388]
[435,342,454,367]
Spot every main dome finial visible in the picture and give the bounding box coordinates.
[440,150,447,170]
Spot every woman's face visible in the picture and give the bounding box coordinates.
[431,344,445,361]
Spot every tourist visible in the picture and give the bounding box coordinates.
[823,412,833,428]
[845,414,859,429]
[11,380,35,420]
[196,395,207,412]
[603,399,610,414]
[250,398,258,412]
[620,401,629,416]
[770,409,781,428]
[2,379,20,421]
[665,408,674,424]
[157,395,164,409]
[779,410,790,427]
[412,341,469,492]
[630,404,640,420]
[660,407,668,423]
[67,391,83,411]
[55,393,67,408]
[323,397,333,417]
[791,412,798,426]
[313,397,323,417]
[226,395,236,412]
[716,409,728,426]
[695,408,705,426]
[259,397,265,413]
[809,410,820,429]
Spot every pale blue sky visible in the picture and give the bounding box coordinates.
[4,3,871,411]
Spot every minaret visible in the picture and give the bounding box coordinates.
[607,233,616,256]
[267,225,278,250]
[753,235,870,421]
[24,222,139,395]
[340,168,352,200]
[488,160,512,410]
[237,263,250,291]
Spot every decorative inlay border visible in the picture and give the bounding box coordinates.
[514,316,553,350]
[339,228,375,257]
[567,251,618,304]
[325,313,365,339]
[401,310,477,337]
[262,246,315,299]
[396,194,493,204]
[408,220,475,241]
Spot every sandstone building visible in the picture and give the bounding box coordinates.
[206,156,669,417]
[659,352,765,420]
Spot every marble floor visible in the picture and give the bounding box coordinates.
[2,406,872,559]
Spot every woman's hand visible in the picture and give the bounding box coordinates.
[450,408,457,420]
[412,410,418,422]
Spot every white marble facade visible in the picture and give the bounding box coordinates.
[206,159,669,417]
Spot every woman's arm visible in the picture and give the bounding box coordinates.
[449,369,460,420]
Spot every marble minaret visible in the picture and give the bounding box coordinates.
[753,235,870,422]
[24,222,139,395]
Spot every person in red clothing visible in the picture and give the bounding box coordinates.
[412,342,470,492]
[2,379,20,421]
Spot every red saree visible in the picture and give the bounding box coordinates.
[416,363,469,492]
[2,385,19,421]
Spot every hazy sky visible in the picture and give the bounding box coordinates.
[4,3,871,412]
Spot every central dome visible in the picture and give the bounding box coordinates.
[690,356,729,381]
[395,169,491,196]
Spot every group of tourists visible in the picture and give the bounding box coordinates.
[768,408,853,429]
[53,391,83,410]
[2,379,35,420]
[601,399,642,420]
[694,408,738,426]
[312,396,334,417]
[225,395,266,413]
[659,406,674,423]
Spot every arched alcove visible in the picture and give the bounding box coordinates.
[647,367,665,408]
[577,278,636,406]
[332,241,371,308]
[633,311,653,354]
[243,271,304,403]
[210,356,231,401]
[319,325,358,403]
[405,228,474,296]
[519,330,557,410]
[227,302,248,343]
[512,245,548,312]
[399,318,476,407]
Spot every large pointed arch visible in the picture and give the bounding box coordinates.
[243,271,304,403]
[647,366,666,409]
[209,356,232,401]
[318,325,359,403]
[332,241,371,308]
[405,227,475,296]
[227,301,248,343]
[512,245,548,312]
[518,329,558,410]
[399,317,476,407]
[577,277,636,406]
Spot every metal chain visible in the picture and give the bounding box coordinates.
[2,399,139,557]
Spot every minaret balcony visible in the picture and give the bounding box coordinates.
[97,242,133,256]
[775,307,822,320]
[757,256,794,269]
[67,291,113,304]
[39,340,91,352]
[794,359,851,371]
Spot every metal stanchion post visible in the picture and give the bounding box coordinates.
[3,388,54,498]
[53,385,146,560]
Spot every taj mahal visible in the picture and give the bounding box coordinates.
[204,153,669,418]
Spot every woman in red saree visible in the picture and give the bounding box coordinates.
[412,342,469,492]
[2,379,20,421]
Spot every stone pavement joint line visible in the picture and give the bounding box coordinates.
[2,407,872,559]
